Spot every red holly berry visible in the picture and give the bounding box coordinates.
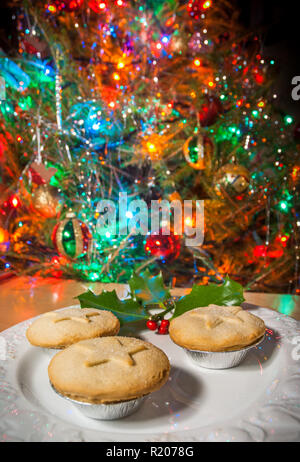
[160,319,170,328]
[146,319,158,331]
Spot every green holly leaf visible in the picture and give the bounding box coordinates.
[129,270,171,306]
[172,276,245,319]
[76,289,148,325]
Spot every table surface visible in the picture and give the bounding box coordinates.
[0,276,299,332]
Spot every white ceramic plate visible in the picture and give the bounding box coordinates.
[0,304,300,442]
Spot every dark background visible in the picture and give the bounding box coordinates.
[0,0,299,119]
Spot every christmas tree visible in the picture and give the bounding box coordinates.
[0,0,299,293]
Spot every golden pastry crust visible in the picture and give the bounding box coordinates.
[169,305,265,352]
[26,308,120,348]
[48,336,170,404]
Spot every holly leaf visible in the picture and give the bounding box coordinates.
[129,270,171,306]
[76,289,148,325]
[172,276,245,318]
